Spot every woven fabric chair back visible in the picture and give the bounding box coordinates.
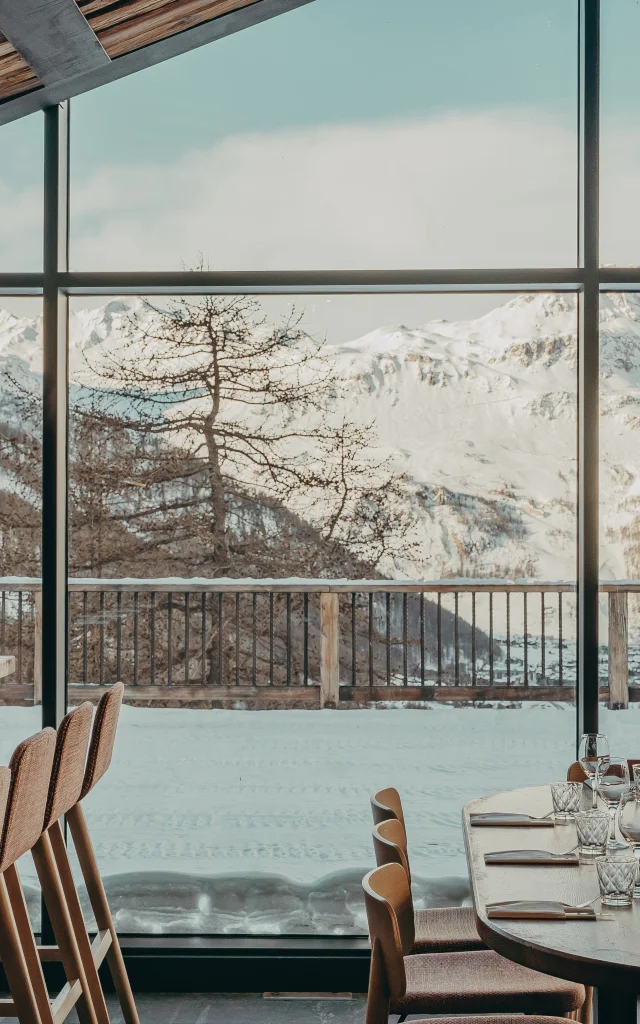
[0,729,56,871]
[370,787,405,829]
[372,819,411,882]
[362,863,413,1000]
[81,682,124,800]
[44,701,94,828]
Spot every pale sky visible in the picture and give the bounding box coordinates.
[0,0,638,332]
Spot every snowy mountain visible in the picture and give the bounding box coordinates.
[1,291,639,582]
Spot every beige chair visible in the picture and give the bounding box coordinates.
[370,787,483,953]
[0,729,100,1024]
[362,862,585,1022]
[61,683,140,1024]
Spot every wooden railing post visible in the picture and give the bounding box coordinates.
[320,593,339,708]
[33,590,42,705]
[608,590,629,710]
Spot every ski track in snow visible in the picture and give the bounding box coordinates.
[1,702,639,934]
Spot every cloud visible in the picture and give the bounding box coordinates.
[65,108,579,272]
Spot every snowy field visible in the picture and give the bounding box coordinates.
[1,702,639,935]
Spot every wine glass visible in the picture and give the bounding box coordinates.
[618,792,640,898]
[579,733,610,809]
[597,757,630,846]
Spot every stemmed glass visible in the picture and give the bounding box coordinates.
[618,791,640,898]
[597,757,630,846]
[579,733,610,809]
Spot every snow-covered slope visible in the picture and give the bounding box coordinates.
[2,292,639,581]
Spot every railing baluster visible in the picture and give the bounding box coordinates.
[541,592,545,683]
[150,592,156,685]
[201,593,207,685]
[133,591,139,687]
[253,593,257,686]
[506,591,511,686]
[99,592,105,685]
[454,591,459,686]
[185,592,190,685]
[269,592,274,685]
[368,592,374,687]
[286,593,291,686]
[386,592,391,686]
[17,591,22,683]
[489,592,494,685]
[236,592,240,686]
[523,592,528,686]
[167,592,173,686]
[303,592,309,686]
[351,593,357,687]
[420,592,425,686]
[82,591,88,685]
[116,591,122,681]
[437,593,442,684]
[218,592,223,685]
[471,591,477,686]
[558,592,563,685]
[403,592,408,685]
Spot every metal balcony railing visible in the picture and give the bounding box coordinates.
[0,578,636,707]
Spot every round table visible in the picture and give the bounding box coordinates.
[463,785,640,1023]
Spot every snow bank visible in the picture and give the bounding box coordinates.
[4,702,638,934]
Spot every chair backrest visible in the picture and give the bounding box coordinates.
[372,818,411,882]
[370,787,405,829]
[568,759,640,783]
[0,729,57,872]
[80,682,124,800]
[44,701,94,829]
[362,863,413,1002]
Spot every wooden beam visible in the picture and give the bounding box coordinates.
[0,0,109,87]
[0,0,316,126]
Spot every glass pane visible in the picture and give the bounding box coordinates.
[67,290,577,934]
[0,114,43,271]
[601,1,640,267]
[70,0,578,271]
[0,295,43,926]
[600,293,640,744]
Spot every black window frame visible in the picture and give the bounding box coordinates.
[0,0,631,988]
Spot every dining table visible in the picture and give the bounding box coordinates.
[463,785,640,1024]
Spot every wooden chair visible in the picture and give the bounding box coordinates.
[371,818,483,953]
[42,701,111,1024]
[0,728,100,1024]
[567,759,640,782]
[362,862,585,1022]
[63,683,140,1024]
[370,788,483,954]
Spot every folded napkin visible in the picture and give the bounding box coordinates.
[470,812,554,828]
[484,849,579,866]
[486,900,597,920]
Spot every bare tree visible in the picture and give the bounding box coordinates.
[78,294,413,577]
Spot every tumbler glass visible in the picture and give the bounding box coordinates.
[550,782,582,823]
[575,809,609,858]
[596,845,636,907]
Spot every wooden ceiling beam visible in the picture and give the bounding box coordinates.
[0,0,316,126]
[0,0,110,87]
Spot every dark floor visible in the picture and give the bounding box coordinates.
[107,994,366,1024]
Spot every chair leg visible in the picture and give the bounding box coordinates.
[32,831,100,1024]
[2,866,53,1024]
[47,821,112,1024]
[67,803,140,1024]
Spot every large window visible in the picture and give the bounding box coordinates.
[0,0,630,955]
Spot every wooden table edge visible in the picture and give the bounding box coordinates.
[462,794,640,991]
